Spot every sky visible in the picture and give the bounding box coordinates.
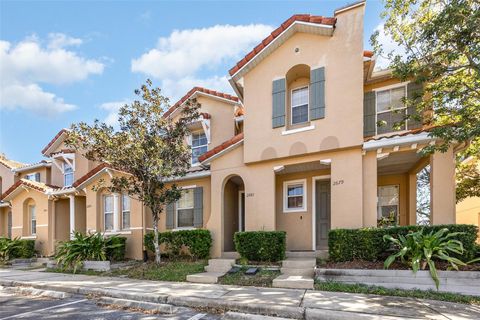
[0,0,389,164]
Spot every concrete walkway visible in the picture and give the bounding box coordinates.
[0,268,479,319]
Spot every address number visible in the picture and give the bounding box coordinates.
[333,180,344,186]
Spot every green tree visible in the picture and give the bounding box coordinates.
[66,80,199,263]
[371,0,480,200]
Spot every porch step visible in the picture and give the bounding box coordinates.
[316,250,329,260]
[280,267,314,277]
[186,272,224,284]
[272,275,314,289]
[206,259,235,271]
[286,251,316,258]
[221,252,240,259]
[205,265,234,273]
[281,258,316,269]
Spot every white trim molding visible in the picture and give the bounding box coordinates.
[283,179,307,213]
[281,125,315,136]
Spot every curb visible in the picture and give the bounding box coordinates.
[96,296,177,314]
[223,311,295,320]
[1,285,72,299]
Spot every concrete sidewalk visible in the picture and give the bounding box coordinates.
[0,268,479,319]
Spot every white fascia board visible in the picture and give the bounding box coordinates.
[363,132,433,151]
[13,162,52,173]
[162,170,211,182]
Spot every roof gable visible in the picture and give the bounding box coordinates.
[42,129,69,156]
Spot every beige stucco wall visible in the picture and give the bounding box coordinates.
[0,207,9,237]
[10,189,53,256]
[242,6,364,164]
[0,164,16,195]
[196,95,236,148]
[19,167,51,185]
[456,196,480,243]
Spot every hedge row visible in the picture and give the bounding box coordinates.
[234,231,286,262]
[144,229,212,259]
[329,224,479,262]
[12,239,36,259]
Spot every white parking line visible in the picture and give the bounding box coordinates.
[187,313,206,320]
[0,298,88,320]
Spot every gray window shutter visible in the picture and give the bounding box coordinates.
[193,187,203,228]
[166,202,174,229]
[363,91,376,137]
[310,67,326,120]
[272,78,286,128]
[407,82,423,130]
[34,173,41,182]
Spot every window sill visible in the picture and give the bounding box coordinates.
[281,125,315,136]
[104,230,132,236]
[172,227,196,231]
[283,209,307,214]
[21,235,37,240]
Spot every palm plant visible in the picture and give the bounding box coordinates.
[0,237,22,262]
[383,228,475,288]
[55,232,122,273]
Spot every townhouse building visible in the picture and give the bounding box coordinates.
[0,0,466,259]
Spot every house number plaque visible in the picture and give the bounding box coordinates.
[246,193,254,197]
[332,180,344,186]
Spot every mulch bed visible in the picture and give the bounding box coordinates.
[320,260,480,271]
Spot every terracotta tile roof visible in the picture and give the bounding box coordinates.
[228,14,336,76]
[198,132,244,163]
[1,179,59,200]
[72,163,110,188]
[363,50,374,58]
[0,157,26,169]
[364,126,439,142]
[42,129,69,155]
[164,87,239,118]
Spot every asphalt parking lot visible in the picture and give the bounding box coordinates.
[0,289,220,320]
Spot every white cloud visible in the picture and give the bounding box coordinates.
[373,23,406,70]
[0,34,104,115]
[0,83,75,115]
[99,100,130,126]
[131,24,273,101]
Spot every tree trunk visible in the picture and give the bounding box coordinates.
[153,214,161,264]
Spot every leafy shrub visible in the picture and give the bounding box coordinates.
[329,224,478,262]
[106,236,127,261]
[55,232,125,273]
[144,229,212,259]
[10,239,36,259]
[234,231,286,262]
[384,228,471,288]
[0,237,22,261]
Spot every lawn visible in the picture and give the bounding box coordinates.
[109,259,207,282]
[315,281,480,305]
[218,267,280,287]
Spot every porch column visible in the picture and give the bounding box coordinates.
[331,149,363,229]
[408,173,417,225]
[69,195,75,239]
[362,151,377,227]
[113,193,120,231]
[430,147,456,225]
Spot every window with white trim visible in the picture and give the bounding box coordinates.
[122,194,130,230]
[176,189,194,228]
[25,173,40,182]
[29,205,36,235]
[376,86,407,134]
[63,162,74,187]
[191,132,208,165]
[377,185,399,225]
[104,195,114,231]
[291,86,309,125]
[283,179,307,212]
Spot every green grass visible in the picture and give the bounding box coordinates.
[315,281,480,305]
[218,267,280,287]
[109,260,207,282]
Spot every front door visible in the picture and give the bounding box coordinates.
[315,180,331,249]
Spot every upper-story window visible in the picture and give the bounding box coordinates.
[25,173,40,182]
[63,162,74,187]
[291,86,309,125]
[376,85,407,134]
[191,132,208,165]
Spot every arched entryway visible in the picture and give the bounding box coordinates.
[223,175,245,252]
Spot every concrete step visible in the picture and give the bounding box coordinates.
[281,258,316,269]
[272,274,314,290]
[315,250,328,260]
[286,251,316,258]
[205,265,234,273]
[280,267,314,277]
[207,259,235,268]
[221,251,240,259]
[186,272,225,284]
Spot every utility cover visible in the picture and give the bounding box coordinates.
[245,267,258,275]
[228,266,241,274]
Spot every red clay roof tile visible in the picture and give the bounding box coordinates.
[72,163,110,188]
[198,132,244,163]
[41,129,69,155]
[229,14,336,76]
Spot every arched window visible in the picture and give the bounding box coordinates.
[286,64,311,128]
